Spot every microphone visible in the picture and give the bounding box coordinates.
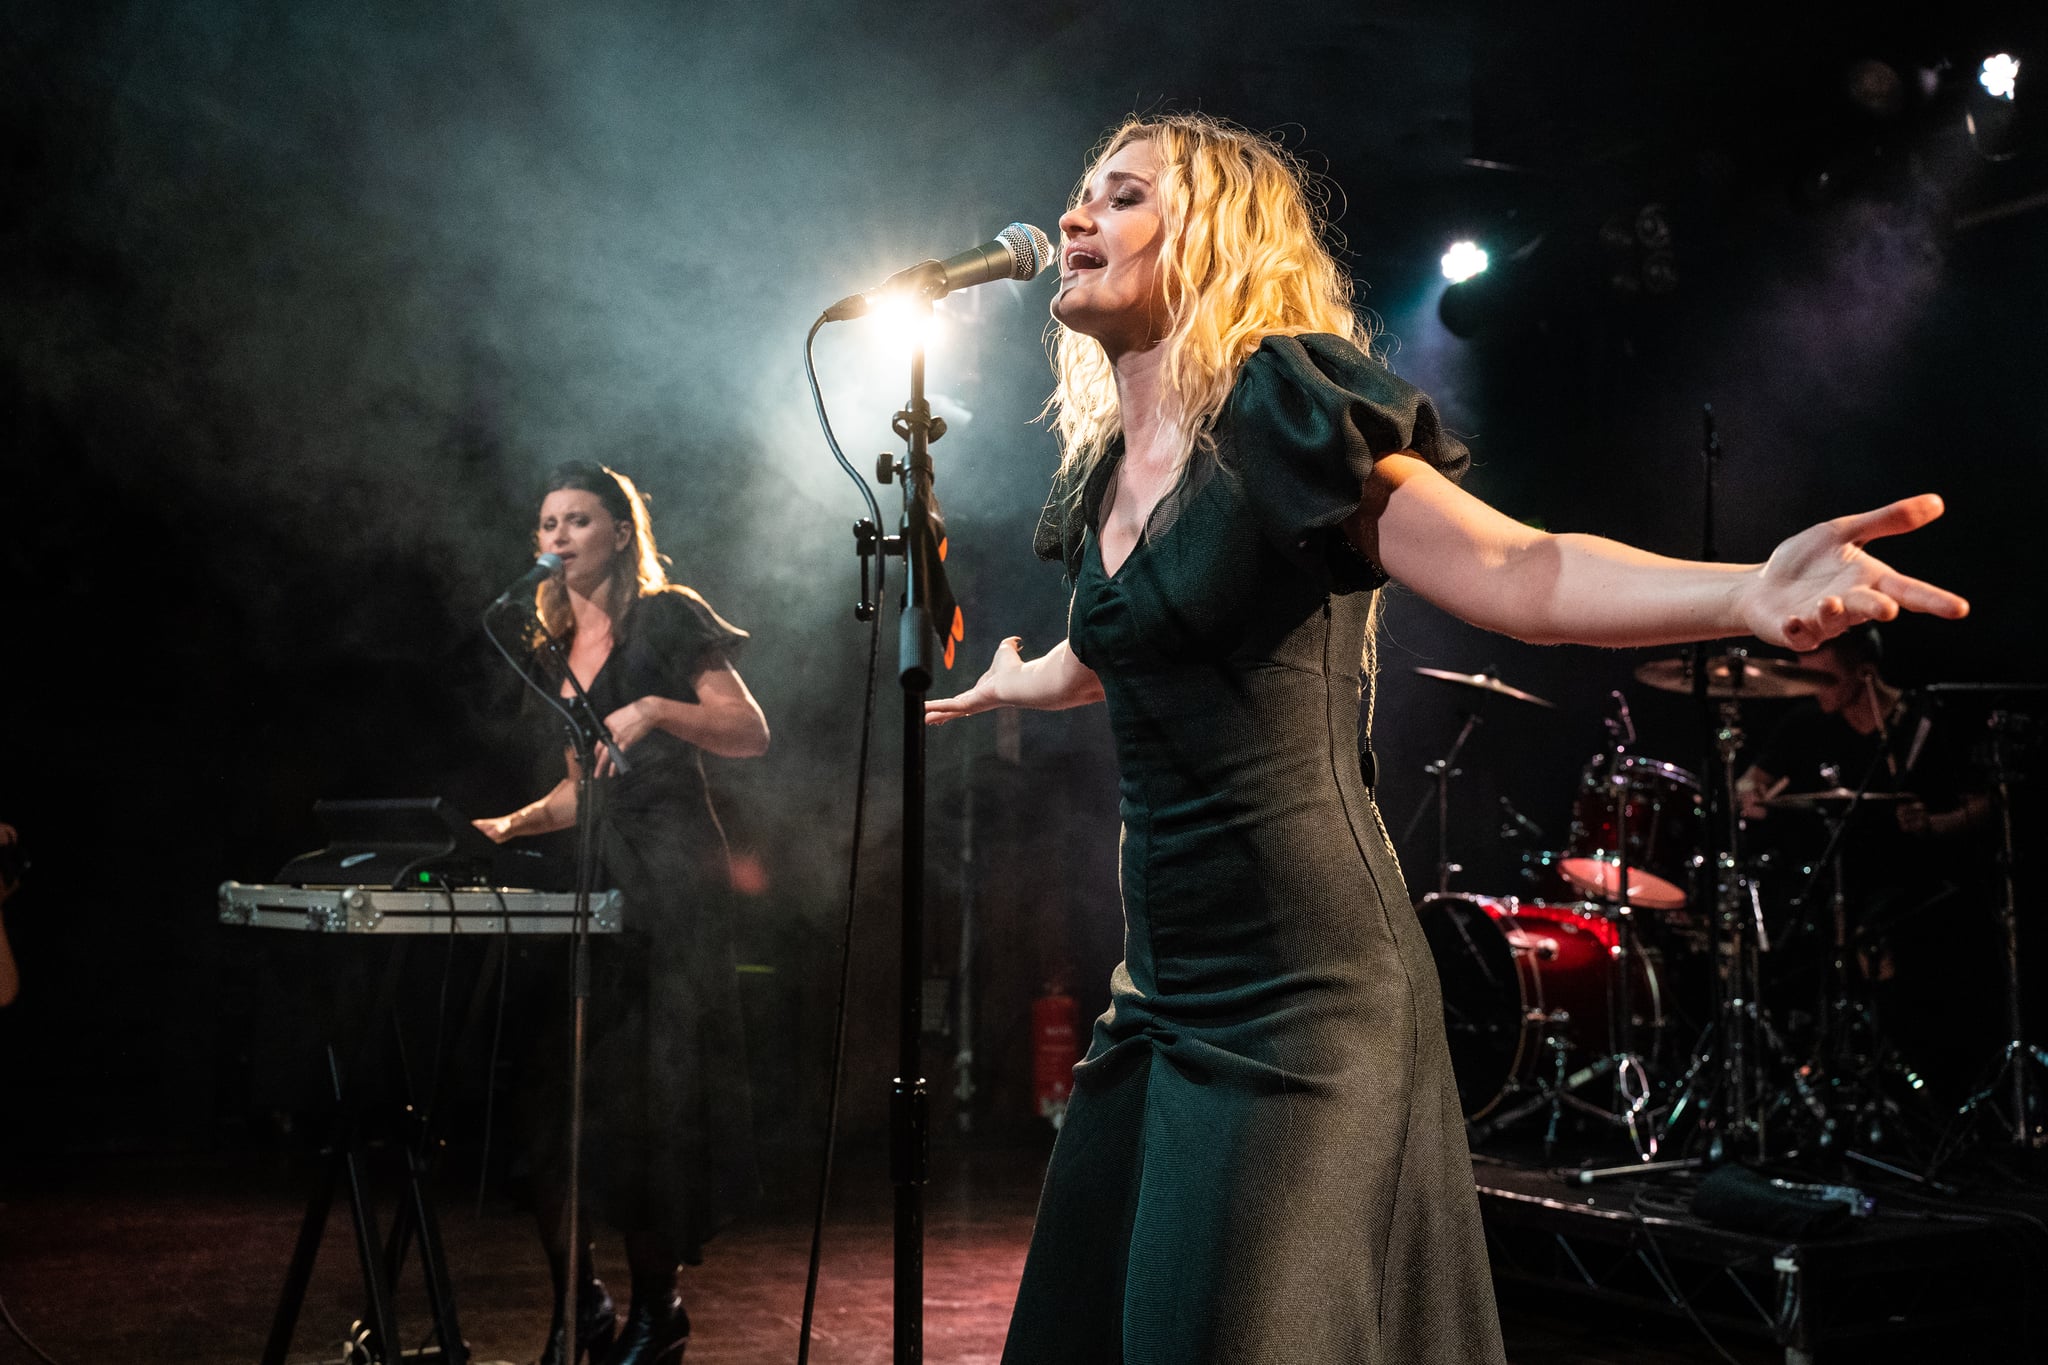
[823,223,1054,322]
[491,553,563,608]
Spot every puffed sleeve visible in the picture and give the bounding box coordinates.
[643,587,749,694]
[1219,332,1470,585]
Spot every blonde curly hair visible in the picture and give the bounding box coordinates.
[1046,112,1370,493]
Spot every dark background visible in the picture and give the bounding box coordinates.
[2,0,2042,1173]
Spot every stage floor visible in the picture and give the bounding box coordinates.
[0,1141,1889,1365]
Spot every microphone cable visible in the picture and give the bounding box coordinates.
[0,1284,65,1365]
[794,316,888,1365]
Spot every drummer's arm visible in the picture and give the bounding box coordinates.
[1736,765,1785,821]
[1353,454,1966,650]
[1898,791,1994,838]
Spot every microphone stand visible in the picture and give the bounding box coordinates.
[846,289,958,1365]
[482,601,629,1354]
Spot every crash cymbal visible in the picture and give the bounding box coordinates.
[1633,653,1831,699]
[1413,667,1556,709]
[1763,787,1915,810]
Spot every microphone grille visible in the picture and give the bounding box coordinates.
[536,553,564,573]
[997,223,1054,281]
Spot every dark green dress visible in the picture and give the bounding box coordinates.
[1005,334,1506,1364]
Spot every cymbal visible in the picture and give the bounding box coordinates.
[1634,653,1831,699]
[1413,667,1556,709]
[1763,787,1915,810]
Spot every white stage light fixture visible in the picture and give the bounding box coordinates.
[1440,240,1489,284]
[1981,54,2020,101]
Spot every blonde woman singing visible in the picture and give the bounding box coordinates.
[927,114,1967,1364]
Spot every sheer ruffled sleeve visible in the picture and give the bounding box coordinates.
[1219,332,1470,585]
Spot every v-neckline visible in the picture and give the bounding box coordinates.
[559,630,617,700]
[1092,447,1210,581]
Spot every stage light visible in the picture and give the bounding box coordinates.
[1440,240,1489,284]
[1981,54,2020,101]
[868,291,944,354]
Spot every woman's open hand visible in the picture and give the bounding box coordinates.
[925,637,1026,726]
[472,815,516,844]
[1740,494,1969,651]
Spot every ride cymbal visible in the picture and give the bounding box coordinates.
[1634,653,1830,699]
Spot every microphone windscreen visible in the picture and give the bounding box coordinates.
[535,553,564,574]
[998,223,1054,281]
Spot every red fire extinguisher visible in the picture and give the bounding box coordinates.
[1032,987,1079,1129]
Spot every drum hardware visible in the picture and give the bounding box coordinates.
[1633,647,1831,700]
[1938,704,2048,1159]
[1576,694,1666,1158]
[1405,667,1557,896]
[1417,710,1482,895]
[1645,690,1820,1164]
[1760,788,1914,810]
[1461,694,1671,1158]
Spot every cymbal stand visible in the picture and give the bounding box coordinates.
[1710,698,1762,1155]
[1667,408,1762,1159]
[1656,678,1791,1161]
[1401,710,1482,895]
[1605,707,1659,1158]
[1946,709,2048,1153]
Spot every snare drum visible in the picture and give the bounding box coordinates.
[1418,892,1665,1121]
[1558,753,1704,912]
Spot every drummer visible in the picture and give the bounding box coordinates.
[1737,625,1996,1097]
[1735,625,1989,840]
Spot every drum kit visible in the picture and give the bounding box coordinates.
[1409,652,2046,1169]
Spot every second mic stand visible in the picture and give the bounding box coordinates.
[536,633,628,1353]
[482,604,628,1357]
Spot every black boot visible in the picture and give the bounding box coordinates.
[598,1239,689,1365]
[596,1292,688,1365]
[536,1262,618,1365]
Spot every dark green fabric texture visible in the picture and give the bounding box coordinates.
[1004,334,1506,1364]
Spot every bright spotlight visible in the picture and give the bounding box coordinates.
[869,292,944,354]
[1440,240,1489,284]
[1981,53,2020,101]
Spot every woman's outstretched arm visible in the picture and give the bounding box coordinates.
[925,636,1104,725]
[1354,454,1968,651]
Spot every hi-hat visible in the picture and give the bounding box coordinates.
[1634,653,1830,699]
[1413,667,1555,709]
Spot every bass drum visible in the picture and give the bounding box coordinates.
[1417,892,1665,1121]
